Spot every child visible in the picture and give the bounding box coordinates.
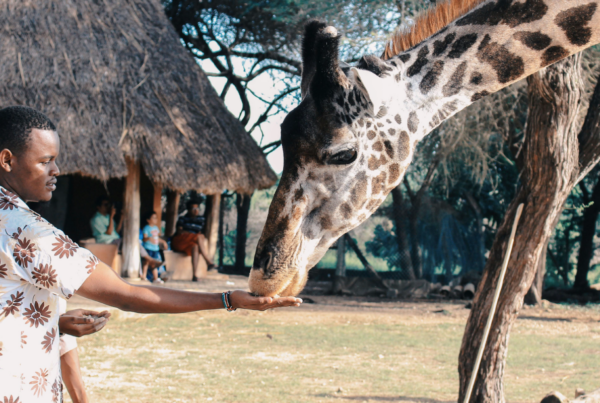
[141,211,169,283]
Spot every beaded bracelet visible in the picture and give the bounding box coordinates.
[225,290,236,312]
[221,291,236,311]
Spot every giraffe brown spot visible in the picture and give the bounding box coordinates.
[470,72,483,85]
[384,140,394,159]
[420,60,445,94]
[320,215,333,230]
[477,34,524,84]
[368,156,380,170]
[367,130,377,139]
[541,46,569,67]
[408,112,419,133]
[368,155,388,170]
[442,61,467,97]
[386,119,392,124]
[371,171,387,195]
[394,114,402,124]
[373,141,384,152]
[340,202,353,220]
[377,122,384,128]
[457,0,548,28]
[357,118,365,127]
[471,90,490,102]
[433,33,456,56]
[388,163,401,184]
[293,187,304,203]
[555,3,598,46]
[407,46,430,77]
[357,213,367,222]
[398,53,411,63]
[366,121,372,128]
[388,128,396,136]
[379,131,386,137]
[350,172,368,208]
[366,199,380,212]
[376,106,388,118]
[398,131,411,161]
[513,31,551,50]
[448,34,478,59]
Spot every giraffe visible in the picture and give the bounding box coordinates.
[248,0,600,297]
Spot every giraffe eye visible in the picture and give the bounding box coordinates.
[328,148,357,165]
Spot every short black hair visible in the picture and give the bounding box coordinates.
[142,210,157,223]
[186,199,201,210]
[0,106,56,155]
[95,195,110,207]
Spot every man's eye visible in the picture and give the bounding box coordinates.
[328,149,357,165]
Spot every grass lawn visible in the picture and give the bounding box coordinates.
[67,298,600,403]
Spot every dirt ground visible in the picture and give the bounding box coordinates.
[65,276,600,403]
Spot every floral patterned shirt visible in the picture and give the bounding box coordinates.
[0,186,98,403]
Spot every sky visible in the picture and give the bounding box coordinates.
[198,58,295,174]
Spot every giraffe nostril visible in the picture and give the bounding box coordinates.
[258,252,274,273]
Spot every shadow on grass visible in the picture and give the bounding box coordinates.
[518,316,572,322]
[315,395,455,402]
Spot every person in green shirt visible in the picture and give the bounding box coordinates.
[90,195,123,245]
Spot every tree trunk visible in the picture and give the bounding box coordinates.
[333,237,346,294]
[458,55,584,403]
[203,194,221,260]
[465,192,485,273]
[234,192,252,275]
[408,208,423,279]
[574,175,600,289]
[122,158,142,278]
[391,187,416,280]
[525,242,547,306]
[164,190,180,238]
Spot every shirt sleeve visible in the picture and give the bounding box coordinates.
[14,225,97,299]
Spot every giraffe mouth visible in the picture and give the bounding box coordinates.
[248,265,307,297]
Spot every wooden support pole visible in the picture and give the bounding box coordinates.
[153,182,163,227]
[203,194,221,260]
[122,158,141,278]
[165,190,180,237]
[218,195,225,267]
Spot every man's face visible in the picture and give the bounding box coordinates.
[0,129,60,202]
[188,204,200,217]
[97,200,111,215]
[148,213,158,226]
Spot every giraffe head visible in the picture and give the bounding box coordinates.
[249,21,419,297]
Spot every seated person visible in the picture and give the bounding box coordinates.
[171,200,215,281]
[90,196,123,245]
[141,210,169,283]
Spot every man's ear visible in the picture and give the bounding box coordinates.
[351,67,390,117]
[0,149,14,173]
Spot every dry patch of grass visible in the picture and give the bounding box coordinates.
[65,299,600,403]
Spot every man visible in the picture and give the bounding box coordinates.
[90,195,122,245]
[171,200,215,281]
[0,106,301,402]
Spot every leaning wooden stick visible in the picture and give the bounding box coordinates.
[463,203,524,403]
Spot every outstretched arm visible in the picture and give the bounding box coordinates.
[76,262,301,313]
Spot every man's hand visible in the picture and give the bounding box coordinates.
[59,309,111,337]
[110,206,116,218]
[229,291,302,311]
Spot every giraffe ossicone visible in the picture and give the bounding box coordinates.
[249,0,600,297]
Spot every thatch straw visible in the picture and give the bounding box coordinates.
[0,0,277,194]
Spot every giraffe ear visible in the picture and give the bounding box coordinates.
[351,67,389,117]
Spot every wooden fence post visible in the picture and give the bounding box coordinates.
[203,194,221,260]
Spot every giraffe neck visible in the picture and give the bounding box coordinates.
[351,0,600,149]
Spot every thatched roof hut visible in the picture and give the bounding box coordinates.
[0,0,277,194]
